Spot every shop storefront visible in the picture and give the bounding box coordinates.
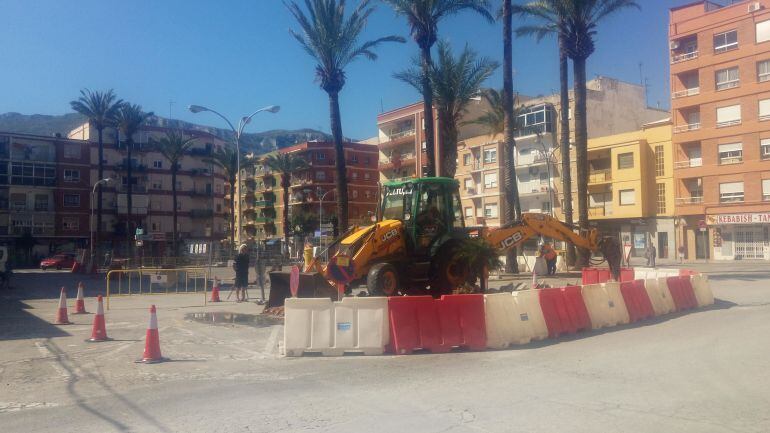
[708,213,770,261]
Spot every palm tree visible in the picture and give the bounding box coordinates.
[205,146,257,248]
[395,41,497,178]
[153,131,197,256]
[286,0,404,234]
[382,0,493,177]
[114,103,153,258]
[264,153,309,254]
[512,0,576,267]
[70,89,122,257]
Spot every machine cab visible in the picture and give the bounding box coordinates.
[380,178,465,255]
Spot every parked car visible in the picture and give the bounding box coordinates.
[40,253,76,270]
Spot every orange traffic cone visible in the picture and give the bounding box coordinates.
[136,305,166,363]
[210,278,221,302]
[55,287,72,325]
[87,295,110,342]
[73,282,88,314]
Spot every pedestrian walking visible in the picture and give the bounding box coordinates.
[540,242,557,276]
[645,244,657,268]
[233,244,250,302]
[678,246,686,263]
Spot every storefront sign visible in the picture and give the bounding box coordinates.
[707,213,770,225]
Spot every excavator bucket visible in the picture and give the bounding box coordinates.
[600,237,623,281]
[267,270,338,308]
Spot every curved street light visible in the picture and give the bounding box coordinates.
[90,178,113,270]
[188,104,280,247]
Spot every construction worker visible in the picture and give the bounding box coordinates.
[541,242,557,276]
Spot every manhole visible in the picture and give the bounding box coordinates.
[185,312,283,327]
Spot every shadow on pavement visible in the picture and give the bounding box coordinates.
[708,271,770,282]
[0,298,70,340]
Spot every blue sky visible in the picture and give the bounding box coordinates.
[0,0,693,139]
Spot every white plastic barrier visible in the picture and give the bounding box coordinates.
[581,283,619,329]
[691,275,715,307]
[284,297,390,356]
[284,298,334,356]
[634,267,680,281]
[511,290,549,342]
[602,282,630,325]
[643,279,672,316]
[485,291,547,348]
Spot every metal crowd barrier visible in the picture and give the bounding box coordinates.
[106,267,210,309]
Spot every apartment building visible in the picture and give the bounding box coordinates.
[244,141,379,241]
[670,0,770,260]
[0,132,91,265]
[68,123,229,258]
[580,119,676,259]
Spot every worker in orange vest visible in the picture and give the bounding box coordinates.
[541,242,557,276]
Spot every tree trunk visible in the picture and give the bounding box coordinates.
[573,56,590,267]
[502,0,520,274]
[282,174,290,257]
[420,43,437,177]
[171,167,178,257]
[559,31,576,268]
[438,112,458,178]
[126,139,133,259]
[229,178,236,249]
[96,127,104,257]
[328,91,349,232]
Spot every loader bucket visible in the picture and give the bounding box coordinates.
[267,271,338,308]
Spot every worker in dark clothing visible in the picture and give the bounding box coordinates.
[233,244,250,302]
[541,242,558,276]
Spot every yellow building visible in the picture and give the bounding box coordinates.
[556,119,676,260]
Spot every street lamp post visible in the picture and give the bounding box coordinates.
[188,104,280,249]
[90,178,113,271]
[317,188,334,260]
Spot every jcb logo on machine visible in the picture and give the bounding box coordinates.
[381,229,399,243]
[499,232,523,249]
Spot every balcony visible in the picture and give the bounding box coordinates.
[588,169,612,184]
[379,153,416,170]
[671,51,698,64]
[255,199,274,207]
[190,209,214,218]
[674,158,703,169]
[675,196,703,205]
[380,129,416,149]
[254,217,273,223]
[517,152,548,166]
[519,185,551,196]
[589,206,612,217]
[672,87,700,98]
[673,122,700,133]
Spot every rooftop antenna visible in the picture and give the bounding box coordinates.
[169,99,175,120]
[639,62,650,107]
[380,98,384,113]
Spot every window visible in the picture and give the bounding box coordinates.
[364,156,370,165]
[718,143,743,165]
[539,172,549,185]
[617,152,634,169]
[364,172,370,180]
[153,160,162,168]
[63,145,81,159]
[654,145,665,176]
[465,207,473,218]
[713,30,738,53]
[762,139,770,159]
[152,222,161,232]
[542,201,552,213]
[719,181,744,203]
[352,190,358,199]
[484,203,498,218]
[757,20,770,43]
[34,194,48,211]
[62,217,79,231]
[764,179,770,201]
[352,172,358,180]
[716,105,741,127]
[484,172,497,188]
[715,67,739,90]
[63,194,80,207]
[421,141,427,151]
[315,171,326,181]
[464,178,474,190]
[216,204,222,212]
[152,180,162,190]
[758,60,770,82]
[64,169,80,182]
[317,152,326,160]
[463,154,471,166]
[365,190,371,199]
[483,149,497,164]
[760,99,770,121]
[619,189,636,205]
[656,183,666,214]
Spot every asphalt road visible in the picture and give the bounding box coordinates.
[1,263,769,433]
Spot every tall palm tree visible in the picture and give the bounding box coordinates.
[114,103,153,258]
[382,0,493,177]
[286,0,404,234]
[395,41,498,178]
[205,146,257,248]
[513,0,576,267]
[153,131,197,256]
[70,89,122,257]
[264,153,309,254]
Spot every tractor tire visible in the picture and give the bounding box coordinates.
[366,263,401,297]
[429,242,469,296]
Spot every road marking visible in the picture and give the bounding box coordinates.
[34,342,70,379]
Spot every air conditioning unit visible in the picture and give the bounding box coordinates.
[749,2,762,13]
[669,40,680,50]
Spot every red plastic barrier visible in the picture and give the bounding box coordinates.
[666,276,698,311]
[597,268,611,283]
[619,268,635,282]
[680,269,698,277]
[619,280,655,322]
[582,268,599,285]
[387,295,486,354]
[539,287,590,338]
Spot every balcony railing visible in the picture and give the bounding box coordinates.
[672,87,700,98]
[716,119,741,128]
[588,169,612,183]
[671,51,698,64]
[386,129,416,141]
[674,158,703,169]
[675,196,703,205]
[517,152,548,166]
[673,122,700,133]
[589,206,612,217]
